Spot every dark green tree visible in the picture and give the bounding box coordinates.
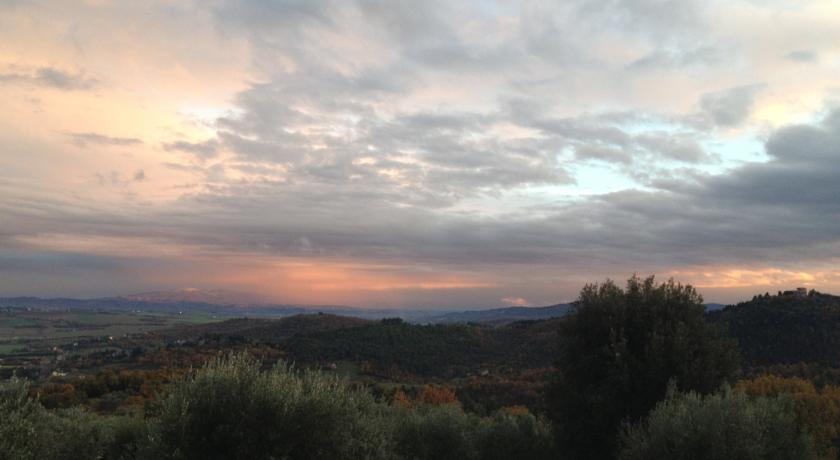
[547,275,739,459]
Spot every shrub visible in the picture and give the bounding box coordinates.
[0,377,42,460]
[620,386,817,460]
[389,405,556,460]
[0,377,143,460]
[475,410,555,460]
[147,353,389,460]
[390,405,480,460]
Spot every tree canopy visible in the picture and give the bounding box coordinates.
[548,275,739,459]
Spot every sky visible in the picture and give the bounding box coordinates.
[1,0,840,308]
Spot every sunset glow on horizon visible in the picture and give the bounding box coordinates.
[3,1,840,308]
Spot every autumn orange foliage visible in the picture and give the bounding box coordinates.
[738,374,840,459]
[392,389,413,408]
[417,385,459,406]
[500,405,530,415]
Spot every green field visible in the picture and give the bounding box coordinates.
[0,309,224,356]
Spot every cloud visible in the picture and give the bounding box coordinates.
[163,139,220,158]
[626,46,724,71]
[168,109,840,273]
[699,84,765,127]
[94,170,147,187]
[67,132,142,148]
[501,296,530,306]
[4,0,840,304]
[784,50,818,63]
[0,66,99,90]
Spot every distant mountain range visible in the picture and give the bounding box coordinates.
[704,303,726,312]
[417,304,573,324]
[0,288,730,324]
[0,288,578,324]
[119,288,266,306]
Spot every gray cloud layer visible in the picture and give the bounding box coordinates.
[2,0,840,304]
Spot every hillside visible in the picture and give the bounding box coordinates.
[282,317,559,377]
[419,304,572,324]
[152,313,560,378]
[154,313,371,343]
[709,291,840,367]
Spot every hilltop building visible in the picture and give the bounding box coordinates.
[782,287,808,297]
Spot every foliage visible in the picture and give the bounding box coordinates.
[283,318,558,378]
[391,405,481,460]
[2,352,558,460]
[620,386,817,460]
[548,275,740,459]
[709,291,840,367]
[0,377,144,460]
[743,363,840,388]
[456,368,551,415]
[416,385,459,406]
[147,353,390,460]
[738,374,840,458]
[475,409,555,460]
[0,378,41,460]
[389,405,555,460]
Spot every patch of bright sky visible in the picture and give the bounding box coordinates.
[453,128,782,219]
[618,116,772,175]
[561,163,640,197]
[449,163,637,218]
[703,134,768,171]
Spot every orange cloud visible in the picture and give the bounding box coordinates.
[501,296,530,306]
[665,267,840,290]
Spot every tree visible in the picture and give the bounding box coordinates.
[620,386,816,460]
[547,275,739,459]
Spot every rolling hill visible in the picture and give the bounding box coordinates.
[709,291,840,367]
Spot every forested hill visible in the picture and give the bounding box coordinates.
[283,318,558,377]
[152,314,560,378]
[153,313,371,343]
[709,291,840,367]
[419,304,571,324]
